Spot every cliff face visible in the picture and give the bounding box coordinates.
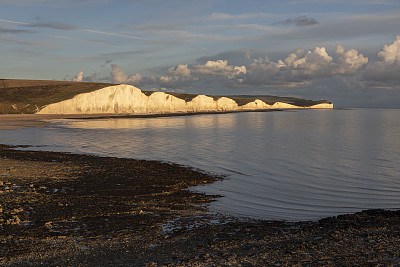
[37,84,333,114]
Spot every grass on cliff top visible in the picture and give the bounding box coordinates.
[0,79,116,114]
[229,95,331,107]
[0,79,331,114]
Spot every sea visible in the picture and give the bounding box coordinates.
[1,108,399,221]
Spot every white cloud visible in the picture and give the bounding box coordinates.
[72,71,83,82]
[287,47,333,76]
[335,45,368,75]
[118,60,247,90]
[155,75,197,88]
[127,73,142,83]
[111,64,128,83]
[150,64,198,89]
[193,60,246,79]
[111,64,142,84]
[245,47,332,85]
[168,64,191,77]
[363,35,400,85]
[378,35,400,63]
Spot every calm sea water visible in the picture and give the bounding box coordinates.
[1,109,399,221]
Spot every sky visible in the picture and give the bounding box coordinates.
[1,0,400,108]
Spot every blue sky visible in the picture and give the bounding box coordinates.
[1,0,400,108]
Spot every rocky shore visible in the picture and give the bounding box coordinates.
[1,144,399,266]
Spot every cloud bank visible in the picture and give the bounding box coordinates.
[68,35,400,107]
[363,35,400,87]
[120,43,368,89]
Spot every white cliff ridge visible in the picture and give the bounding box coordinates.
[37,84,333,114]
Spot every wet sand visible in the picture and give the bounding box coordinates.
[0,114,119,130]
[1,144,400,265]
[0,114,54,129]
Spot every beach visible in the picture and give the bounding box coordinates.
[1,143,400,265]
[0,114,134,130]
[0,111,280,130]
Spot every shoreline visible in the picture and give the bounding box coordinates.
[0,114,120,130]
[0,110,281,130]
[0,107,340,130]
[1,144,399,265]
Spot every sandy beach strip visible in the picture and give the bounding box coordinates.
[0,110,279,130]
[0,114,118,130]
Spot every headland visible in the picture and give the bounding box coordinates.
[0,79,332,116]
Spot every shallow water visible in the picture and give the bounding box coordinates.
[1,109,399,221]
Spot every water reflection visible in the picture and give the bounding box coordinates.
[52,113,241,130]
[1,109,399,220]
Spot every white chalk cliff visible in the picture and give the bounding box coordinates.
[37,84,333,114]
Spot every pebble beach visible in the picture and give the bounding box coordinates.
[1,144,400,266]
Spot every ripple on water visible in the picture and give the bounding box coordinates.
[1,109,399,221]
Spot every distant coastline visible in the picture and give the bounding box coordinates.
[0,79,333,115]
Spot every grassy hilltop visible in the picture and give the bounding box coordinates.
[0,79,116,114]
[0,79,331,114]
